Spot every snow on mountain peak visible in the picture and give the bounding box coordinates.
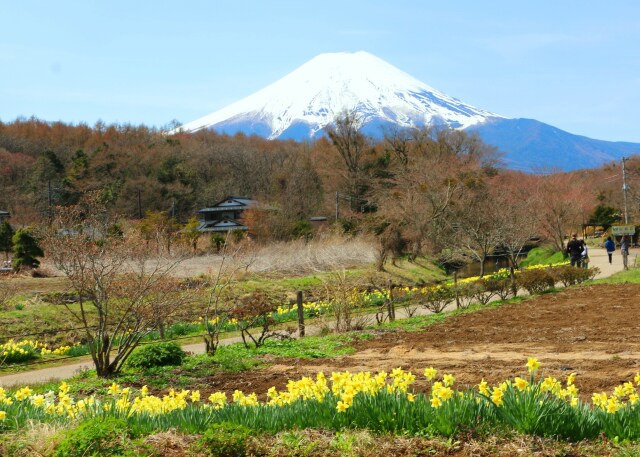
[176,51,503,138]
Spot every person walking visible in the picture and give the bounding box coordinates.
[604,236,616,264]
[566,233,585,267]
[620,234,631,270]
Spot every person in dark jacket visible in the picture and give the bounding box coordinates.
[620,234,631,270]
[566,233,585,267]
[603,236,615,264]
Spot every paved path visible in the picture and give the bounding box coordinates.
[0,246,635,388]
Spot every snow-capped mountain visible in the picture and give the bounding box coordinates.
[175,51,639,171]
[176,51,503,139]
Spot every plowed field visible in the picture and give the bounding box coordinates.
[201,283,640,399]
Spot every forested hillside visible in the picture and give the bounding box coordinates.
[0,116,636,257]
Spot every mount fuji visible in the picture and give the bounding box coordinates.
[175,51,640,171]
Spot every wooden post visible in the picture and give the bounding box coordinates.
[386,279,395,322]
[454,271,460,309]
[296,290,305,337]
[510,266,518,297]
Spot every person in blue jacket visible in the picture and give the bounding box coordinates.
[603,236,616,264]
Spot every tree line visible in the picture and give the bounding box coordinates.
[0,114,637,266]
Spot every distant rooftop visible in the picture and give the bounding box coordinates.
[198,196,255,213]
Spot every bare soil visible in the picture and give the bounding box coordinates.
[198,282,640,400]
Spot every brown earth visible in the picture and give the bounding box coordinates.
[197,282,640,400]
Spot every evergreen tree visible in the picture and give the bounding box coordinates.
[587,205,621,230]
[12,228,44,270]
[0,221,13,261]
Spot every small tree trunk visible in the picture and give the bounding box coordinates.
[296,290,305,337]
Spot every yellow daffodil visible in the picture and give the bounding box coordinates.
[491,387,504,406]
[442,374,455,387]
[336,400,349,412]
[31,395,46,407]
[107,383,120,396]
[424,367,437,381]
[15,387,33,401]
[526,357,540,373]
[606,398,620,414]
[514,377,529,391]
[477,379,490,396]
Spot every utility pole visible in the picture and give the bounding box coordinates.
[622,157,629,224]
[335,191,339,221]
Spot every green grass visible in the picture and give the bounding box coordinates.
[237,257,445,296]
[254,336,355,359]
[593,266,640,284]
[16,336,356,394]
[520,246,565,267]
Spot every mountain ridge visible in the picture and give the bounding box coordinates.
[175,51,640,171]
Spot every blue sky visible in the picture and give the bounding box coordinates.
[1,0,639,142]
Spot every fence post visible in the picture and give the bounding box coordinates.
[454,271,460,309]
[296,290,305,337]
[509,266,518,297]
[386,279,395,322]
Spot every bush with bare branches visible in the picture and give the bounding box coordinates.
[418,284,454,314]
[42,195,195,377]
[321,272,373,332]
[231,291,290,349]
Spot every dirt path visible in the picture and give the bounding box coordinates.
[0,246,635,388]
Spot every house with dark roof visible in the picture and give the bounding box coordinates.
[197,196,256,233]
[0,211,10,222]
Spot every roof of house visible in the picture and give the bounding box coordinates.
[197,219,248,232]
[198,196,256,213]
[0,211,10,216]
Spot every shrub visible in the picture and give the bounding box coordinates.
[516,269,555,295]
[210,233,226,252]
[12,227,44,270]
[472,278,497,304]
[126,341,186,369]
[452,282,484,309]
[199,422,253,457]
[482,277,514,300]
[419,284,454,313]
[54,417,132,457]
[550,266,599,287]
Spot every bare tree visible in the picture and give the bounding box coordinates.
[202,235,255,355]
[325,111,372,205]
[536,173,588,256]
[491,175,540,268]
[43,195,191,377]
[375,127,499,264]
[450,182,503,276]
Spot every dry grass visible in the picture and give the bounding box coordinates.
[161,234,378,279]
[0,421,64,456]
[248,430,638,456]
[247,234,377,275]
